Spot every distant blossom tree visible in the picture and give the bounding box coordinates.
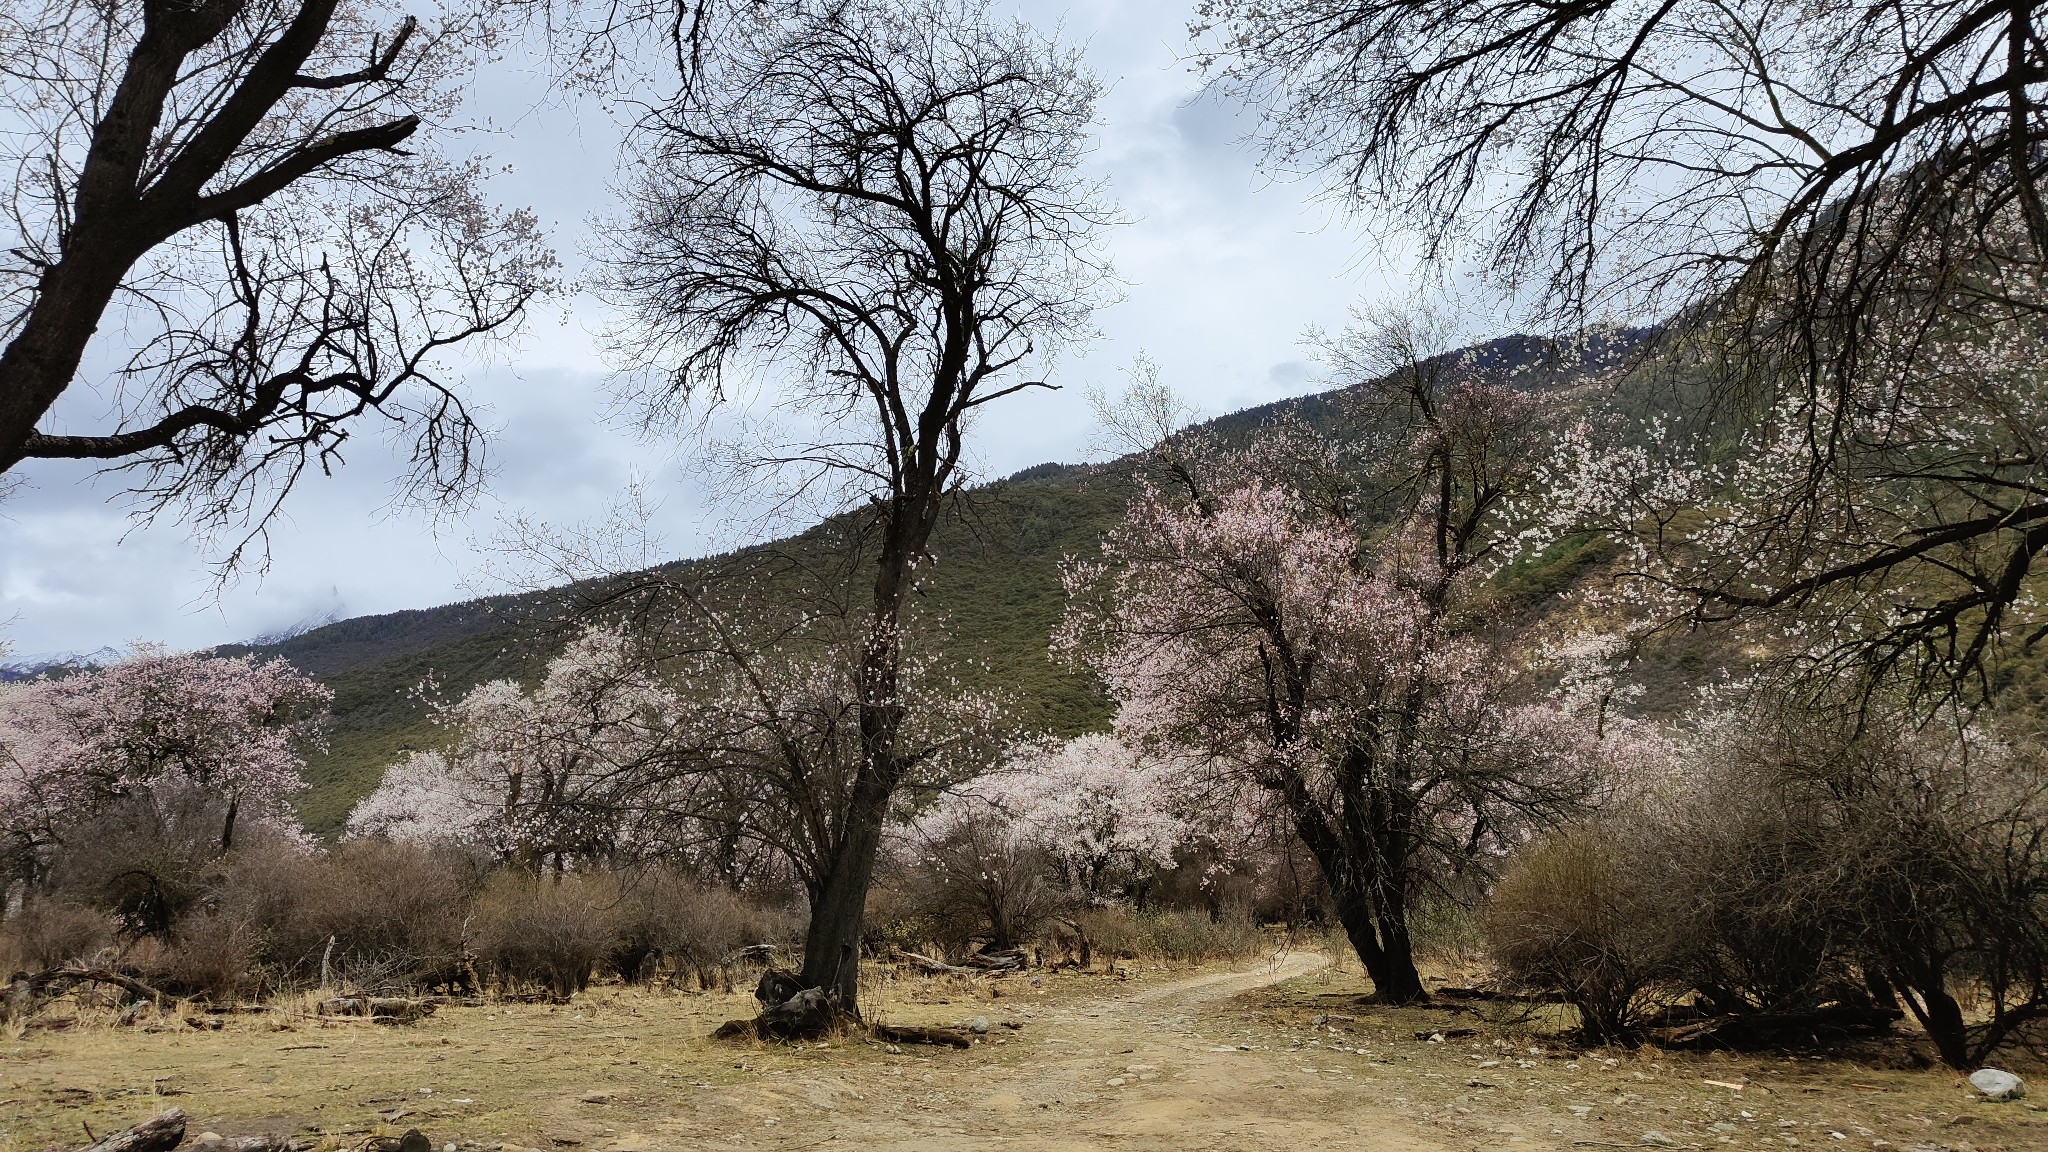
[0,647,329,887]
[347,626,684,870]
[947,734,1222,904]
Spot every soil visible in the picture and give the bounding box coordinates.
[3,953,2045,1152]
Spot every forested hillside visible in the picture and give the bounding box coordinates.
[237,332,1654,835]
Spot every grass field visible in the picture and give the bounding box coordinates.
[7,955,2044,1152]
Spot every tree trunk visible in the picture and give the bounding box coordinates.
[1319,863,1427,1003]
[797,780,889,1014]
[1901,978,1973,1069]
[218,793,239,855]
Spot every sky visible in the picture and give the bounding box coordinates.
[0,0,1431,662]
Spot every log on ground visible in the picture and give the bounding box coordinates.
[873,1023,973,1049]
[75,1109,185,1152]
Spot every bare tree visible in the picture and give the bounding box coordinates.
[0,0,557,559]
[1194,0,2048,693]
[599,0,1113,1012]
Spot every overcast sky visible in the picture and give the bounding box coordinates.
[0,0,1436,661]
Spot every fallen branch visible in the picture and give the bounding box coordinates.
[5,967,169,1023]
[315,997,436,1021]
[1647,1005,1902,1049]
[960,948,1027,972]
[873,1023,972,1049]
[1436,985,1566,1004]
[74,1109,185,1152]
[891,951,978,977]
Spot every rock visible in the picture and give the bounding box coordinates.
[1967,1068,2026,1100]
[964,1016,991,1035]
[370,1131,433,1152]
[1640,1133,1678,1147]
[195,1135,224,1147]
[578,1092,614,1105]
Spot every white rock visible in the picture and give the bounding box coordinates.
[1968,1067,2026,1100]
[964,1016,991,1034]
[1641,1132,1677,1147]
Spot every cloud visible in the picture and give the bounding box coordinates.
[2,0,1422,657]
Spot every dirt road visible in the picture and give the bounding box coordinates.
[653,950,1455,1151]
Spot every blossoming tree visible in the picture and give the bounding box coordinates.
[0,646,329,888]
[1062,319,1610,1002]
[347,626,684,870]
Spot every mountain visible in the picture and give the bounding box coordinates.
[230,333,1657,835]
[1,647,123,682]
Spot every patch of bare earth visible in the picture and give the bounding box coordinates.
[4,956,2043,1152]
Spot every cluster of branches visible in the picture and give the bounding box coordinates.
[0,0,558,562]
[1195,0,2048,698]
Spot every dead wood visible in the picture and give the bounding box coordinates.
[5,967,169,1024]
[891,951,978,977]
[208,1137,295,1152]
[73,1109,185,1152]
[710,1018,761,1041]
[315,997,436,1021]
[872,1023,973,1049]
[1647,1005,1903,1049]
[1436,985,1566,1004]
[961,948,1027,972]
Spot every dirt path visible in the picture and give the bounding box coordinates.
[662,951,1456,1152]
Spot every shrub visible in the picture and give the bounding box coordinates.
[1069,905,1267,966]
[0,901,114,972]
[898,801,1067,952]
[1138,906,1267,964]
[41,787,232,938]
[471,871,624,998]
[150,910,262,1000]
[612,869,802,985]
[217,839,484,993]
[1481,826,1673,1043]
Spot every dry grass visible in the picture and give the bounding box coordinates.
[0,964,1140,1152]
[1240,959,2048,1152]
[4,954,2045,1152]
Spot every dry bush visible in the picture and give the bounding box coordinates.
[898,805,1068,952]
[41,787,233,938]
[857,879,940,958]
[1138,906,1267,964]
[471,870,624,998]
[1069,905,1266,966]
[141,910,262,1000]
[0,901,114,972]
[1481,826,1674,1043]
[612,869,802,985]
[216,839,484,993]
[1407,893,1486,970]
[1070,906,1142,962]
[1655,703,2048,1067]
[1651,751,1859,1016]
